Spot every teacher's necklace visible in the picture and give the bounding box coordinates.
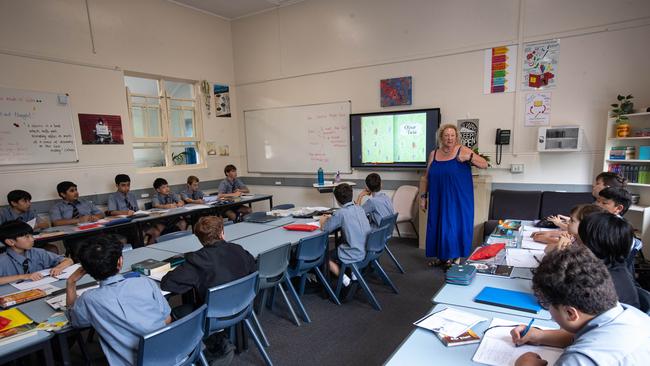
[441,146,453,154]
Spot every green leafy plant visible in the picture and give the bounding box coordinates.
[473,147,491,168]
[611,94,634,123]
[172,152,187,165]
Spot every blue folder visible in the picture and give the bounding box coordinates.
[474,286,542,313]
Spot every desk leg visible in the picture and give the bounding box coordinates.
[57,332,72,366]
[44,339,55,366]
[269,197,273,210]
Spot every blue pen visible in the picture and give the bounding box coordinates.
[520,318,535,338]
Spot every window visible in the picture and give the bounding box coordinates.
[125,75,203,169]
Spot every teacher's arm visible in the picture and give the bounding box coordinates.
[458,146,488,169]
[419,150,435,211]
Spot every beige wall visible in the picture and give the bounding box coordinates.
[0,0,239,204]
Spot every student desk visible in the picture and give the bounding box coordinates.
[232,223,322,258]
[120,247,177,273]
[0,329,54,366]
[432,274,552,320]
[384,304,559,366]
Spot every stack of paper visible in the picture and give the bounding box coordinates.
[46,285,99,310]
[414,307,487,338]
[506,248,545,268]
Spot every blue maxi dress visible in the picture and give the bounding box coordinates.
[426,148,474,260]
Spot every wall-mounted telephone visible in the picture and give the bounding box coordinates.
[494,128,511,165]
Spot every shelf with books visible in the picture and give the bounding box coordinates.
[606,159,650,163]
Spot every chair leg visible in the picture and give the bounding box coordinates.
[298,274,308,296]
[243,318,274,366]
[372,260,399,294]
[277,284,301,326]
[385,245,406,274]
[395,223,402,237]
[266,287,276,311]
[198,350,209,366]
[334,264,348,297]
[284,277,311,323]
[314,267,341,305]
[409,220,419,239]
[251,311,270,347]
[350,265,382,311]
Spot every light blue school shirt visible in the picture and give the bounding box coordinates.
[0,206,36,225]
[0,247,64,276]
[179,188,204,201]
[152,192,181,206]
[218,178,247,194]
[68,274,171,366]
[49,199,102,221]
[362,192,394,226]
[107,192,139,212]
[322,202,371,263]
[556,303,650,365]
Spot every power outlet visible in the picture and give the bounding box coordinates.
[275,181,282,185]
[141,193,150,198]
[510,163,524,174]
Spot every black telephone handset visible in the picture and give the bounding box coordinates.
[495,129,511,145]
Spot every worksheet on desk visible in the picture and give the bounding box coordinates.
[506,248,545,268]
[473,318,562,366]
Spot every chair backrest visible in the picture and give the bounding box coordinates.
[157,230,192,243]
[272,204,295,210]
[392,185,418,221]
[366,225,390,253]
[539,191,594,218]
[257,243,292,289]
[378,213,398,241]
[144,201,153,210]
[294,231,329,269]
[489,189,542,220]
[137,304,207,366]
[205,272,259,333]
[637,286,650,315]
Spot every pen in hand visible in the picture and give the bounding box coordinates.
[517,318,535,346]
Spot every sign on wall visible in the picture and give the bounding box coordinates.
[457,119,479,149]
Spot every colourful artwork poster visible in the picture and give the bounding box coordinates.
[380,76,412,107]
[78,114,123,144]
[483,45,517,94]
[213,84,231,117]
[524,92,552,127]
[522,39,560,90]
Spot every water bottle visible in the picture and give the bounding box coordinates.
[317,167,324,186]
[335,170,341,183]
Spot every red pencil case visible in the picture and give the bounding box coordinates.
[468,243,505,260]
[283,224,319,232]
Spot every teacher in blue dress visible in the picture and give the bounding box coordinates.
[420,124,488,267]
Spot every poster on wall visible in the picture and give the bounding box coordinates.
[524,92,552,127]
[206,141,217,155]
[457,119,479,149]
[522,39,560,90]
[483,46,517,94]
[213,84,231,117]
[78,114,123,144]
[380,76,412,107]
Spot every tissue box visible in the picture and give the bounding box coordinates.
[639,146,650,160]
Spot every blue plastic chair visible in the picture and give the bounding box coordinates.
[204,272,273,366]
[272,204,295,210]
[157,230,192,243]
[257,243,311,325]
[378,213,405,274]
[136,304,208,366]
[334,225,398,311]
[287,231,341,305]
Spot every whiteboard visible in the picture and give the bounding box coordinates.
[0,86,78,165]
[245,101,351,173]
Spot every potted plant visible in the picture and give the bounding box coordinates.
[611,94,634,137]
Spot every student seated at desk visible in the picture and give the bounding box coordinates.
[320,183,371,287]
[510,245,650,366]
[355,173,395,227]
[66,236,171,366]
[218,164,251,221]
[543,204,604,253]
[0,190,49,229]
[145,178,187,244]
[0,220,73,285]
[152,178,184,209]
[107,174,139,216]
[180,175,205,204]
[49,181,104,226]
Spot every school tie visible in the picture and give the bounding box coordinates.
[69,202,79,218]
[125,198,135,211]
[22,259,30,274]
[192,192,197,200]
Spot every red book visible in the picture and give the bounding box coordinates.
[283,224,319,232]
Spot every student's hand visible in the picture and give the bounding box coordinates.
[176,201,185,207]
[319,214,330,229]
[78,215,92,223]
[531,231,552,243]
[233,191,242,197]
[89,215,102,222]
[66,267,86,285]
[127,210,135,216]
[547,215,568,226]
[50,266,64,277]
[556,232,574,251]
[514,352,548,366]
[24,272,44,281]
[511,325,543,346]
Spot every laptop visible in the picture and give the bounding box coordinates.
[245,215,280,223]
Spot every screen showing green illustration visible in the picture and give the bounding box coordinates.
[360,112,427,163]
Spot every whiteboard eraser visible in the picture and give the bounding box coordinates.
[141,193,149,198]
[275,181,282,185]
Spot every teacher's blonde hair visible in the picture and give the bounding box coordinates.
[436,124,461,146]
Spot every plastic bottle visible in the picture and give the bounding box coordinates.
[317,167,324,186]
[335,170,341,183]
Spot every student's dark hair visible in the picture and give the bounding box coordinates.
[115,174,131,185]
[578,212,633,265]
[56,181,77,195]
[0,220,34,244]
[187,175,199,184]
[365,173,382,193]
[7,190,32,205]
[596,172,627,188]
[153,178,168,190]
[333,183,353,205]
[532,245,617,315]
[598,187,631,215]
[77,236,123,281]
[224,164,237,175]
[570,203,605,222]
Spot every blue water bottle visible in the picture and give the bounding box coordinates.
[317,167,324,186]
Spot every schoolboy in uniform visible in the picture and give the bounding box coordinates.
[218,164,251,221]
[180,175,205,204]
[510,245,650,366]
[66,236,171,366]
[355,173,395,227]
[107,174,139,216]
[596,187,631,216]
[152,178,185,209]
[49,181,104,226]
[320,183,371,287]
[0,190,48,228]
[0,220,73,285]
